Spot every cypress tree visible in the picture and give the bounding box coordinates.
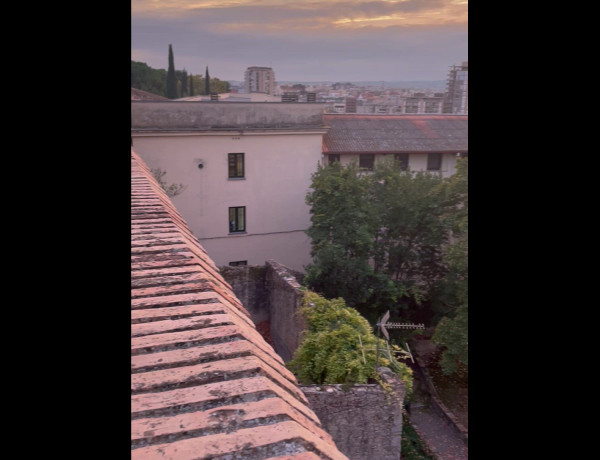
[205,66,210,95]
[166,44,177,99]
[180,69,188,97]
[189,74,194,96]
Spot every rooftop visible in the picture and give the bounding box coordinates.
[131,150,347,459]
[322,114,468,153]
[131,101,327,132]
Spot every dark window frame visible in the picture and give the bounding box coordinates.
[359,154,375,170]
[228,153,245,178]
[427,153,442,171]
[229,206,246,233]
[328,154,340,165]
[229,260,248,266]
[394,153,409,171]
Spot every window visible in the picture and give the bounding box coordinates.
[228,153,244,178]
[328,154,340,165]
[395,153,409,171]
[229,260,248,266]
[359,154,375,170]
[229,206,246,233]
[427,153,442,171]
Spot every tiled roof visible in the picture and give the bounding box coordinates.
[131,150,347,460]
[131,87,169,101]
[322,114,468,153]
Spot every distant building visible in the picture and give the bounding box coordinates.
[357,94,444,115]
[443,61,468,115]
[244,66,277,96]
[345,97,357,113]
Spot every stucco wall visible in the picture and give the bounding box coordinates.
[132,130,323,272]
[301,367,405,460]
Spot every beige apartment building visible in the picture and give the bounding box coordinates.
[244,66,277,96]
[131,101,326,272]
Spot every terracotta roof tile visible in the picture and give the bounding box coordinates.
[131,149,347,459]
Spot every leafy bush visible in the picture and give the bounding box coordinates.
[287,291,412,395]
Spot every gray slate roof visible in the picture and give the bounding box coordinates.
[323,114,468,153]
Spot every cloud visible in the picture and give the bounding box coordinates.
[131,0,467,81]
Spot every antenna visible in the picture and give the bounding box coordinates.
[374,310,424,366]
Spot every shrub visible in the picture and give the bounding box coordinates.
[287,291,413,395]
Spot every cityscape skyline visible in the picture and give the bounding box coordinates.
[132,0,468,82]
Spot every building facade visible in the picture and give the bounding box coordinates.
[131,101,326,272]
[443,61,468,115]
[244,66,277,96]
[322,114,468,178]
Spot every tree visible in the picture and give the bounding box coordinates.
[304,162,384,312]
[177,68,188,98]
[304,159,450,323]
[287,291,413,394]
[205,66,210,95]
[371,159,448,316]
[131,61,166,95]
[432,158,468,374]
[151,168,187,197]
[189,73,194,96]
[166,44,178,99]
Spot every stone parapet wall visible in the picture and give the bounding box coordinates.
[220,260,306,362]
[265,259,306,362]
[219,265,269,324]
[300,368,405,460]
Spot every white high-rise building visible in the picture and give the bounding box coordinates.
[443,61,468,115]
[244,66,276,95]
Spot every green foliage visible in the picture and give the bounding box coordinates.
[151,168,187,197]
[287,291,413,395]
[432,158,468,375]
[401,418,436,460]
[176,69,188,98]
[131,61,166,96]
[304,162,383,310]
[304,159,450,323]
[205,66,210,95]
[132,60,229,98]
[166,45,178,99]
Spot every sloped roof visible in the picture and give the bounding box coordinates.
[323,114,468,153]
[131,87,169,101]
[131,150,347,460]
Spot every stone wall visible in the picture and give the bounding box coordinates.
[265,259,306,362]
[220,260,305,362]
[300,367,405,460]
[219,265,269,324]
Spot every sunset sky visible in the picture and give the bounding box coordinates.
[131,0,468,82]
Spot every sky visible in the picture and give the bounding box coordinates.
[131,0,468,83]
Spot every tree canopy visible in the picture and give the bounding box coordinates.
[131,59,230,98]
[304,157,468,376]
[305,158,449,324]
